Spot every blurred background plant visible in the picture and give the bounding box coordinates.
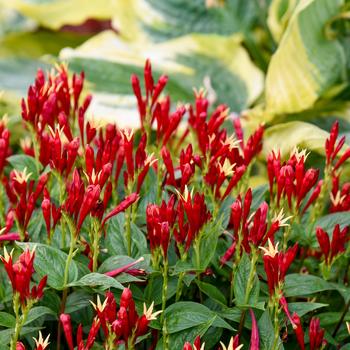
[1,0,350,155]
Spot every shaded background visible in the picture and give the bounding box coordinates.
[1,0,350,153]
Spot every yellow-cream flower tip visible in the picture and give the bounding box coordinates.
[1,114,8,126]
[143,302,162,321]
[330,191,346,206]
[219,159,236,177]
[47,124,65,138]
[194,343,206,350]
[193,87,207,99]
[84,169,103,184]
[224,134,241,152]
[259,239,279,258]
[346,321,350,335]
[120,128,134,142]
[145,153,157,167]
[20,137,32,150]
[33,331,50,349]
[0,227,6,235]
[136,256,145,263]
[13,167,32,184]
[176,185,193,202]
[291,146,310,162]
[90,295,108,312]
[219,337,243,350]
[272,209,293,227]
[2,246,14,263]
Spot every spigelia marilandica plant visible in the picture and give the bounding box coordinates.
[0,60,350,349]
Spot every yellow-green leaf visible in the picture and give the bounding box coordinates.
[265,0,346,114]
[263,121,329,157]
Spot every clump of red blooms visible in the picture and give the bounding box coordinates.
[0,59,350,349]
[1,247,47,305]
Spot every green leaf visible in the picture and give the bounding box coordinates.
[258,310,282,350]
[135,0,258,41]
[164,302,234,334]
[234,253,260,307]
[316,212,350,232]
[68,273,124,290]
[267,0,299,42]
[217,196,234,229]
[287,302,328,317]
[98,255,149,274]
[0,312,15,328]
[131,223,148,257]
[265,0,346,114]
[65,291,92,314]
[195,221,220,270]
[284,274,335,297]
[62,30,264,117]
[5,0,118,30]
[24,306,56,325]
[0,327,42,344]
[251,184,269,212]
[144,275,178,305]
[105,213,128,256]
[263,121,329,157]
[17,242,78,290]
[195,280,226,305]
[7,154,41,180]
[161,322,213,350]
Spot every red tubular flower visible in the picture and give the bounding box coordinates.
[260,240,298,296]
[316,224,349,264]
[33,332,50,350]
[93,288,161,346]
[309,317,326,350]
[183,336,202,350]
[1,248,47,305]
[101,192,139,228]
[222,165,246,199]
[291,313,305,350]
[243,125,264,165]
[0,123,10,176]
[104,256,145,278]
[316,227,331,264]
[60,313,100,350]
[76,185,101,232]
[16,342,25,350]
[161,146,176,186]
[146,196,176,258]
[249,309,259,350]
[176,189,211,251]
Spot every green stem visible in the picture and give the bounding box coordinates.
[0,179,5,227]
[27,123,40,175]
[10,295,30,350]
[244,249,258,305]
[57,221,77,350]
[194,238,203,303]
[161,258,169,350]
[125,206,132,257]
[58,175,66,248]
[175,272,185,302]
[310,166,331,223]
[91,220,101,272]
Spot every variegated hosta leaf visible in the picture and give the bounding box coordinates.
[4,0,118,30]
[61,31,264,126]
[265,0,346,115]
[267,0,299,42]
[112,0,259,42]
[263,121,329,157]
[0,2,37,38]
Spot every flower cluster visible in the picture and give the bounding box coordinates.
[1,60,350,350]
